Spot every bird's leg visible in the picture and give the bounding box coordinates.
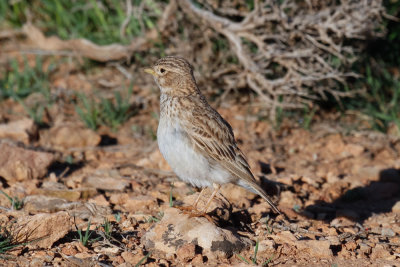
[181,184,221,223]
[192,187,206,209]
[201,183,221,213]
[176,188,206,212]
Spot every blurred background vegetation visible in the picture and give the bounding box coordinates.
[0,0,399,133]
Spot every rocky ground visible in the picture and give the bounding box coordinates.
[0,53,399,266]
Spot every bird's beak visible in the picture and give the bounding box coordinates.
[144,68,156,76]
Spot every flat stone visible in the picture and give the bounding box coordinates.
[0,118,36,144]
[381,228,395,237]
[16,211,71,249]
[370,246,391,260]
[47,123,101,148]
[82,175,130,191]
[296,240,333,258]
[23,195,111,222]
[142,207,251,259]
[176,243,196,262]
[38,187,97,201]
[0,142,54,182]
[123,195,157,213]
[24,195,68,213]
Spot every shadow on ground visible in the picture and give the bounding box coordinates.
[304,168,400,223]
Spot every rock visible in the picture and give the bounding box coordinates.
[88,194,109,206]
[181,192,231,221]
[121,251,146,265]
[219,183,251,207]
[358,243,371,254]
[279,191,302,208]
[271,231,297,247]
[34,187,97,202]
[176,243,196,262]
[109,193,129,205]
[297,240,333,258]
[61,202,112,222]
[381,228,395,237]
[23,195,111,222]
[136,149,170,171]
[370,245,391,260]
[344,144,364,157]
[47,123,101,148]
[93,246,119,255]
[123,195,157,213]
[336,209,359,220]
[330,217,355,228]
[142,208,251,259]
[272,231,332,258]
[82,175,130,191]
[325,134,345,157]
[24,195,68,213]
[0,118,36,144]
[257,239,276,253]
[16,211,71,249]
[0,142,54,182]
[392,201,400,213]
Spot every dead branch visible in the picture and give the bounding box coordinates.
[19,1,178,62]
[178,0,386,115]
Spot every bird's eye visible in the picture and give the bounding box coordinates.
[160,68,165,73]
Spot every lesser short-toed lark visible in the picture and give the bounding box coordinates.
[145,56,281,216]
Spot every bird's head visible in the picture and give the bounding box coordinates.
[144,56,198,96]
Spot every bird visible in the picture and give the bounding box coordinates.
[144,56,281,216]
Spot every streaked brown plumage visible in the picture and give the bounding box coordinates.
[145,56,280,215]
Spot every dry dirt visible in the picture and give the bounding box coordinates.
[0,53,399,267]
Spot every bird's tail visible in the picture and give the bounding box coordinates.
[238,179,281,215]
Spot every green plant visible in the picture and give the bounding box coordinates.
[236,240,274,266]
[251,240,259,264]
[75,219,99,247]
[338,1,400,133]
[0,56,55,125]
[300,105,317,130]
[135,252,151,267]
[0,225,25,256]
[100,88,134,130]
[101,218,112,240]
[236,253,250,264]
[145,211,164,223]
[114,213,121,223]
[235,240,260,265]
[0,190,23,211]
[264,217,273,235]
[293,204,301,213]
[0,0,162,45]
[75,94,102,130]
[263,255,275,266]
[75,87,136,130]
[18,99,46,125]
[0,220,44,256]
[0,56,53,101]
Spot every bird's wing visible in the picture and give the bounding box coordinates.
[181,96,258,184]
[179,96,281,214]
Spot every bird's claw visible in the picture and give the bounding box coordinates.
[176,206,215,223]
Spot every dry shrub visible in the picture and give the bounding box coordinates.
[18,0,389,115]
[158,0,388,115]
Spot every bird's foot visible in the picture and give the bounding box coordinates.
[175,205,196,212]
[188,210,214,223]
[176,206,214,223]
